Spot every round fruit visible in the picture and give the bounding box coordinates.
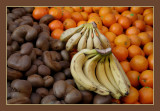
[64,7,74,13]
[137,14,144,20]
[122,86,139,104]
[114,34,131,48]
[143,42,153,56]
[63,18,76,30]
[130,7,144,14]
[122,11,138,23]
[143,8,153,16]
[71,12,84,23]
[105,32,116,43]
[49,7,62,20]
[114,7,128,13]
[102,13,116,27]
[118,16,131,29]
[115,14,121,21]
[80,12,88,21]
[139,87,153,104]
[139,70,153,88]
[145,25,153,31]
[83,7,92,14]
[138,32,151,45]
[130,55,148,72]
[148,54,153,70]
[88,13,100,19]
[77,21,87,26]
[48,20,63,31]
[128,45,142,58]
[72,7,83,12]
[61,9,71,22]
[99,7,112,18]
[120,61,131,73]
[109,23,123,35]
[112,46,128,62]
[144,13,153,26]
[146,31,153,41]
[51,29,63,40]
[128,35,141,46]
[126,71,140,87]
[133,20,146,31]
[126,26,140,36]
[32,7,49,20]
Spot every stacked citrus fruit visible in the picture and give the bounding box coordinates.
[32,6,153,104]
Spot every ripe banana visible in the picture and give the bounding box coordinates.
[75,80,86,90]
[83,54,110,95]
[77,28,89,51]
[104,56,121,91]
[70,49,97,91]
[96,57,122,99]
[111,54,131,88]
[86,26,93,49]
[60,24,85,42]
[109,53,130,96]
[92,28,103,49]
[95,28,111,48]
[66,26,87,51]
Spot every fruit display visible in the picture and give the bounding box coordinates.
[7,6,153,104]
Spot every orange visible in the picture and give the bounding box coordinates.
[102,13,116,27]
[128,35,141,46]
[109,23,123,35]
[99,7,112,18]
[118,16,131,29]
[71,12,84,23]
[101,26,108,34]
[49,7,62,20]
[51,29,63,40]
[64,7,74,13]
[83,7,92,14]
[92,7,101,13]
[143,8,153,16]
[139,87,153,104]
[61,9,71,22]
[112,46,128,62]
[122,11,138,23]
[144,13,153,26]
[146,31,153,41]
[112,99,121,104]
[130,55,148,72]
[114,7,128,13]
[110,42,116,49]
[80,12,88,21]
[145,25,153,31]
[133,20,146,31]
[88,17,102,29]
[88,13,100,19]
[143,42,153,56]
[139,70,153,88]
[72,7,83,12]
[148,54,153,70]
[130,7,144,14]
[122,86,139,104]
[77,21,87,26]
[126,26,140,36]
[114,34,131,48]
[126,71,140,87]
[138,32,151,45]
[141,50,145,57]
[63,18,76,30]
[128,45,143,58]
[48,20,63,31]
[120,61,131,73]
[112,10,119,15]
[137,14,144,20]
[32,7,49,20]
[105,32,116,43]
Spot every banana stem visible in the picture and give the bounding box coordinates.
[96,48,112,56]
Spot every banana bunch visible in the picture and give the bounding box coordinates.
[60,22,111,51]
[70,48,131,99]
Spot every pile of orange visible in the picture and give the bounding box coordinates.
[32,7,153,104]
